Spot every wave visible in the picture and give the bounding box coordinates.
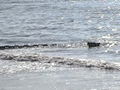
[0,53,120,71]
[0,41,116,50]
[0,42,86,50]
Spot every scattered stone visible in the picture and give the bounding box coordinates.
[87,42,100,48]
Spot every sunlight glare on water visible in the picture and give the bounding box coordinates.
[0,0,120,90]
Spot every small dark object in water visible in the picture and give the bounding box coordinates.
[87,42,100,48]
[41,44,48,47]
[50,44,57,46]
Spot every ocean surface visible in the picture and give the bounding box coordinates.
[0,0,120,89]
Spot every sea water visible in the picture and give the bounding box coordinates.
[0,0,120,89]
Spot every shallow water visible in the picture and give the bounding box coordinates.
[0,0,120,89]
[0,68,120,90]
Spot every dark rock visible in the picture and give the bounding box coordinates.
[41,44,48,47]
[87,42,100,48]
[50,44,57,47]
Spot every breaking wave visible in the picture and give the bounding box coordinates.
[0,53,120,71]
[0,41,119,74]
[0,41,117,50]
[0,42,88,50]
